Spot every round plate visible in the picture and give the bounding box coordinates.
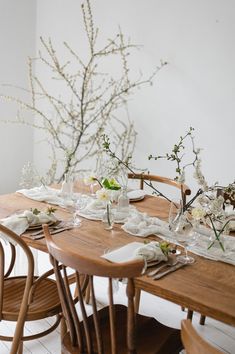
[27,220,56,230]
[127,189,145,202]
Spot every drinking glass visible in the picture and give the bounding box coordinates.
[168,199,182,232]
[66,194,87,228]
[175,226,196,264]
[169,199,196,264]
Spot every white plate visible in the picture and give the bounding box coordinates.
[127,189,145,202]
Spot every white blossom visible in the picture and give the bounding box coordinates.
[96,188,112,202]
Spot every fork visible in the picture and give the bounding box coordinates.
[30,226,73,240]
[147,258,179,277]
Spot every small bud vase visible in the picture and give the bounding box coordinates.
[102,202,114,230]
[207,233,226,253]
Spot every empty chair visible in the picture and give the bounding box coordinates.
[44,224,183,354]
[128,173,191,207]
[181,319,223,354]
[128,173,192,314]
[0,224,62,354]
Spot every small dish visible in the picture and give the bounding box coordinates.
[27,220,57,230]
[127,190,145,202]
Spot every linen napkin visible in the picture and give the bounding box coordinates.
[102,241,167,263]
[188,233,235,266]
[78,197,136,223]
[122,210,173,238]
[0,210,57,244]
[17,185,75,208]
[102,242,144,263]
[133,241,168,262]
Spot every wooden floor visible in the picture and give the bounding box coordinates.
[1,253,235,353]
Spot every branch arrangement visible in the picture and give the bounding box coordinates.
[1,0,166,184]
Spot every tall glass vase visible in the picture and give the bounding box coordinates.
[102,202,114,230]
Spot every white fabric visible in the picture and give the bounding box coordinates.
[102,242,144,263]
[0,210,57,244]
[122,210,173,238]
[188,233,235,266]
[134,241,168,262]
[102,241,167,263]
[17,185,75,208]
[78,196,136,223]
[121,210,235,266]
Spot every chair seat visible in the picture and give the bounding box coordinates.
[62,304,182,354]
[2,276,61,321]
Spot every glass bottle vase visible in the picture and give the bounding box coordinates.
[102,202,114,230]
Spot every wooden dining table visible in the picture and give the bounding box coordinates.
[0,191,235,328]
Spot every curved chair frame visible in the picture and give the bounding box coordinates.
[44,224,183,354]
[128,173,191,207]
[0,224,61,354]
[181,319,223,354]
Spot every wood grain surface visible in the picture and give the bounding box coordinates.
[0,192,235,327]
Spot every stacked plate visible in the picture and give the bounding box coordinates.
[127,189,146,202]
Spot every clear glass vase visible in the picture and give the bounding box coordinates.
[102,202,114,230]
[208,232,226,252]
[118,188,129,211]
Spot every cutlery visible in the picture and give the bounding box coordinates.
[30,222,65,236]
[147,258,178,277]
[147,260,162,268]
[30,227,73,240]
[153,262,185,280]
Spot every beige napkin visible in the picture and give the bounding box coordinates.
[17,185,75,208]
[0,210,57,244]
[122,210,173,238]
[102,242,144,263]
[134,241,168,262]
[102,241,167,264]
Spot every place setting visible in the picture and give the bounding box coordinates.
[102,240,187,280]
[0,206,74,242]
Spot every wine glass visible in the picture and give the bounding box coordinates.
[175,225,196,264]
[65,194,87,228]
[168,199,182,232]
[169,199,196,264]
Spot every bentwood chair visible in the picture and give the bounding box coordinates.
[44,224,183,354]
[0,224,62,354]
[128,173,191,312]
[127,174,206,325]
[181,319,223,354]
[127,173,191,207]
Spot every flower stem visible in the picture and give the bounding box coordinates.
[107,203,111,227]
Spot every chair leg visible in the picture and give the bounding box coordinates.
[18,341,23,354]
[134,288,141,313]
[60,316,67,344]
[85,281,91,304]
[187,309,194,320]
[199,315,206,325]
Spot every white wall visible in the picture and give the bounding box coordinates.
[34,0,235,193]
[0,0,36,193]
[1,0,234,194]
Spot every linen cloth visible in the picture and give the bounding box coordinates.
[122,210,173,238]
[122,211,235,266]
[0,210,57,244]
[17,185,75,207]
[77,196,137,223]
[102,241,167,263]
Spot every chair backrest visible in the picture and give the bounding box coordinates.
[43,224,144,354]
[128,173,191,206]
[181,320,223,354]
[0,224,34,352]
